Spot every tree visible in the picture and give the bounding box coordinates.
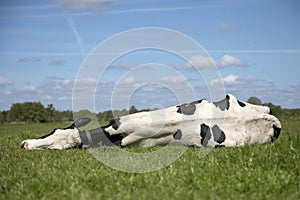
[0,111,7,124]
[129,106,138,114]
[28,102,47,123]
[263,102,282,118]
[46,104,55,122]
[8,103,24,122]
[247,97,262,105]
[7,102,47,123]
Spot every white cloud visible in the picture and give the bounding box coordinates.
[222,74,239,85]
[160,75,187,84]
[210,74,239,87]
[209,74,300,108]
[54,0,118,11]
[123,75,136,84]
[188,55,216,69]
[41,95,53,100]
[187,54,247,69]
[17,85,37,93]
[218,54,246,67]
[0,76,14,87]
[74,78,98,93]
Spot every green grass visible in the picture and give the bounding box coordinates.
[0,119,299,200]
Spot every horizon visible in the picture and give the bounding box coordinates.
[1,95,298,113]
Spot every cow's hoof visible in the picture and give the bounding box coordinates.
[21,142,28,150]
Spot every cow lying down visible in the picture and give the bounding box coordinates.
[21,94,281,150]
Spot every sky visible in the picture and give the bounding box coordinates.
[0,0,300,112]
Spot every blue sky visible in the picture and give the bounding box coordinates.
[0,0,300,111]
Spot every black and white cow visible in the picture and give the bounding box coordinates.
[21,94,281,150]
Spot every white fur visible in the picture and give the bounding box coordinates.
[106,94,281,147]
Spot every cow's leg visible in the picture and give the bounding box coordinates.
[79,127,123,148]
[21,128,82,150]
[21,118,91,150]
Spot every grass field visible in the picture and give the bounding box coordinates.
[0,119,299,200]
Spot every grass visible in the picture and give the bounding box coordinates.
[0,119,299,200]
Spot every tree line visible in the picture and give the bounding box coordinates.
[0,97,299,124]
[246,96,300,119]
[0,102,143,124]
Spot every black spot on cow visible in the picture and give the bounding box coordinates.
[107,117,121,130]
[213,95,230,111]
[177,103,196,115]
[190,99,204,105]
[237,100,246,107]
[173,129,182,140]
[200,124,211,147]
[176,100,202,115]
[211,125,226,144]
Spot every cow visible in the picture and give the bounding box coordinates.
[20,94,281,150]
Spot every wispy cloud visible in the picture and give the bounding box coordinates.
[0,3,222,19]
[210,74,300,108]
[55,0,118,12]
[0,4,58,10]
[108,5,206,14]
[208,49,300,54]
[17,57,41,63]
[67,16,85,58]
[50,57,65,65]
[0,76,14,87]
[16,85,38,93]
[1,77,74,110]
[210,22,240,32]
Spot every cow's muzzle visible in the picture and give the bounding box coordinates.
[271,125,281,142]
[20,141,28,150]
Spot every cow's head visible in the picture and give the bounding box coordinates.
[199,94,282,147]
[20,118,91,150]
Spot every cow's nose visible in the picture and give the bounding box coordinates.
[20,142,28,150]
[272,125,281,142]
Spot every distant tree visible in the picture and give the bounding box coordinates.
[0,111,7,124]
[28,102,47,123]
[7,103,24,122]
[54,110,73,122]
[247,97,262,105]
[113,109,128,117]
[8,102,47,123]
[98,110,113,122]
[129,106,138,114]
[46,104,55,122]
[263,102,282,118]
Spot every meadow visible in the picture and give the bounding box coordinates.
[0,119,299,200]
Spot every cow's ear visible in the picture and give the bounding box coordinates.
[66,118,91,129]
